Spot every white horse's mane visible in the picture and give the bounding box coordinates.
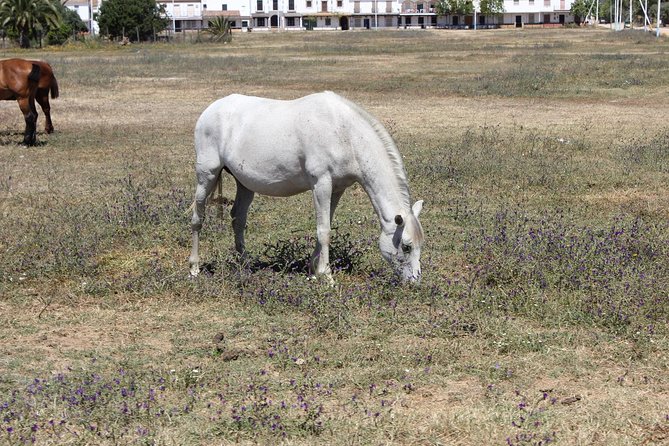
[336,93,412,210]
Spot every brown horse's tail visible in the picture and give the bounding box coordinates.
[50,75,59,99]
[28,64,41,83]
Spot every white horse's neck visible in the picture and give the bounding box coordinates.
[338,94,412,233]
[358,152,412,234]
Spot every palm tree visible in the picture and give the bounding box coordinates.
[0,0,61,48]
[204,16,232,43]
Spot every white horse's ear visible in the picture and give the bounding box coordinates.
[394,215,404,226]
[412,200,424,217]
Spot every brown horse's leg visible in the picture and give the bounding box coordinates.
[17,96,38,146]
[36,90,53,134]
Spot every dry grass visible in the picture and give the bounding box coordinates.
[1,28,669,445]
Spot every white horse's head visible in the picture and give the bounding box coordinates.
[379,200,424,283]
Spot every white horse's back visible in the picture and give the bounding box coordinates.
[195,91,378,197]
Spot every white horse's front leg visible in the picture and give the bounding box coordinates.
[310,177,334,284]
[189,184,207,277]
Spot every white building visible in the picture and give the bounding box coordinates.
[65,0,574,34]
[503,0,574,27]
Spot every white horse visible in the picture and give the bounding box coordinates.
[189,91,424,283]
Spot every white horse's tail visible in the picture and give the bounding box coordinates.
[186,171,226,215]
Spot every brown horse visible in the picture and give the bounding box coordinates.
[0,58,40,145]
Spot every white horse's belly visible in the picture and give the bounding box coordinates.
[234,172,312,197]
[224,153,313,197]
[222,133,357,197]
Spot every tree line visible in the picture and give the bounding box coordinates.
[0,0,173,48]
[570,0,669,25]
[0,0,87,47]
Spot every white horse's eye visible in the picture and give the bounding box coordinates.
[401,244,412,254]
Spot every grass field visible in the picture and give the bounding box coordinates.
[1,28,668,445]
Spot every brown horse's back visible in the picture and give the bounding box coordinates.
[0,58,39,100]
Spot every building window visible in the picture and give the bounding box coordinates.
[307,0,312,6]
[417,3,423,11]
[544,0,550,5]
[257,0,263,10]
[273,0,278,9]
[257,17,266,26]
[289,0,295,9]
[222,4,227,9]
[513,0,519,5]
[321,0,327,11]
[286,16,295,25]
[354,0,360,12]
[337,0,342,6]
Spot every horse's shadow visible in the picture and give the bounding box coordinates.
[199,255,309,277]
[0,130,22,145]
[0,130,48,146]
[198,234,364,277]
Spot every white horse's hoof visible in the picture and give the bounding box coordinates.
[307,274,335,287]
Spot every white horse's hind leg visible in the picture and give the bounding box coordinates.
[310,177,334,284]
[231,180,255,256]
[189,167,222,277]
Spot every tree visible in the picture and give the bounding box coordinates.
[204,16,232,43]
[480,0,504,16]
[662,3,669,26]
[570,0,593,24]
[451,0,474,15]
[0,0,60,48]
[435,0,473,16]
[47,2,88,45]
[97,0,168,42]
[435,0,452,15]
